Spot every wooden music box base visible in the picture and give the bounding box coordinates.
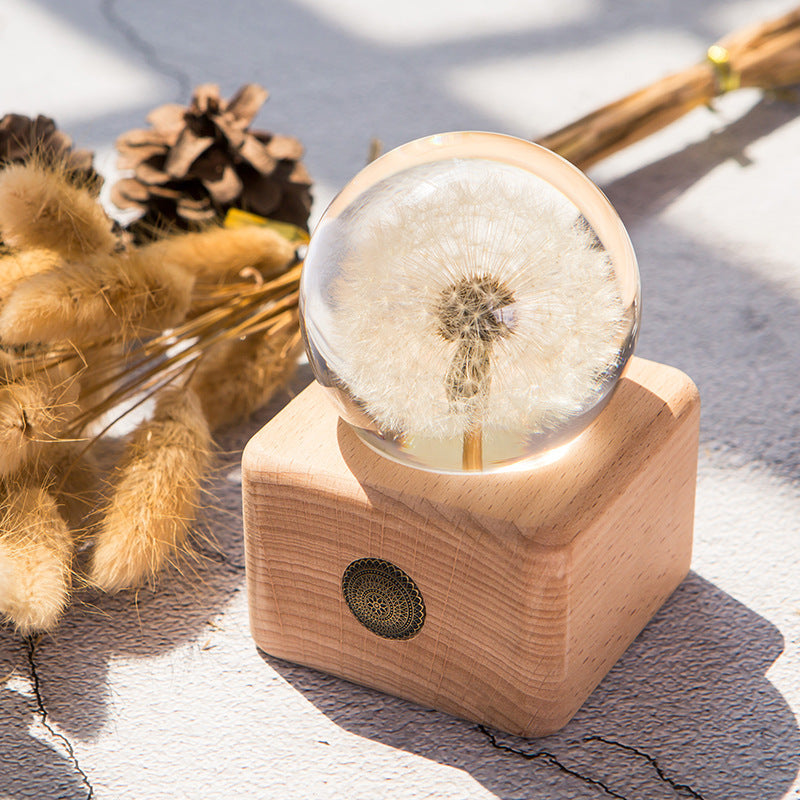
[242,357,700,737]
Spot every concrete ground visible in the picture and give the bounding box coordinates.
[1,0,799,797]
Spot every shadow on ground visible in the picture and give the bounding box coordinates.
[0,664,91,800]
[265,572,798,800]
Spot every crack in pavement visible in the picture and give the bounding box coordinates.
[477,724,629,799]
[100,0,192,101]
[478,724,708,800]
[583,735,707,800]
[25,637,94,800]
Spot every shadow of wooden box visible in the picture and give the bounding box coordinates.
[242,357,700,737]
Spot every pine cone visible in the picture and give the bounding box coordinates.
[0,113,100,192]
[112,84,312,240]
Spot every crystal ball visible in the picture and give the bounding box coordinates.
[300,132,640,473]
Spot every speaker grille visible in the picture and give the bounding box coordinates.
[341,558,425,640]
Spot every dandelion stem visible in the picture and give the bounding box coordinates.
[462,424,483,471]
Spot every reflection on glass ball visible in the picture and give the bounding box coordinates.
[300,132,640,474]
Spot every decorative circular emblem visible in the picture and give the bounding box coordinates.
[341,558,425,640]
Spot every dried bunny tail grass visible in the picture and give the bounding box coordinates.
[61,268,302,433]
[0,479,74,634]
[73,341,124,422]
[90,386,212,592]
[40,442,99,535]
[189,320,301,431]
[0,161,116,260]
[0,248,194,345]
[0,247,62,291]
[0,380,47,476]
[0,375,80,478]
[143,225,296,283]
[0,347,20,380]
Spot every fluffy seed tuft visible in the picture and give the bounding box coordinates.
[0,162,116,259]
[0,249,194,345]
[90,387,211,592]
[326,159,628,439]
[143,225,295,283]
[0,481,74,634]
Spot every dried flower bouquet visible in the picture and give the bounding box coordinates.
[0,160,301,633]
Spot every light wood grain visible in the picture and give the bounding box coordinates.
[242,357,700,737]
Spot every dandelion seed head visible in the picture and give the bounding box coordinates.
[302,135,638,462]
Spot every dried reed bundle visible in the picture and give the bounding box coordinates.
[90,387,211,592]
[537,6,800,169]
[0,479,73,634]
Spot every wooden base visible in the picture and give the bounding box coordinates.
[242,357,700,737]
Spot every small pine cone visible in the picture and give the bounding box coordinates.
[112,83,312,241]
[0,113,101,193]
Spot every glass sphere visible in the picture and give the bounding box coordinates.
[300,132,640,473]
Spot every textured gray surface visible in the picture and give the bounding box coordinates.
[1,0,800,797]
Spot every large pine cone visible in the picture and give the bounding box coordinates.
[112,84,312,240]
[0,114,100,191]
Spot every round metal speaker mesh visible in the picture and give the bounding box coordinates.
[341,558,425,640]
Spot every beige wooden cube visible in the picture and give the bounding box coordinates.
[242,357,699,737]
